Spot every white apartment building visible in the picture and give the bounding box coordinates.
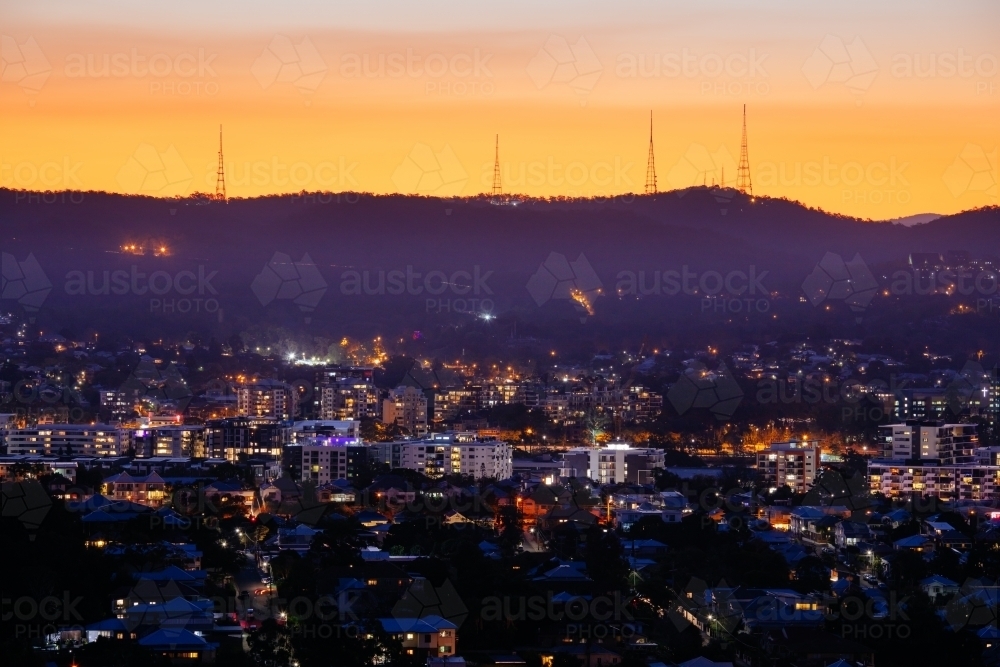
[382,386,429,435]
[559,443,666,485]
[869,423,991,501]
[868,461,1000,502]
[879,421,978,464]
[756,440,821,494]
[6,424,126,456]
[373,434,512,480]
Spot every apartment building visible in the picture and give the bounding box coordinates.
[237,380,299,420]
[868,461,1000,503]
[879,421,978,464]
[382,386,429,435]
[559,443,666,485]
[756,440,821,494]
[103,471,168,507]
[290,420,361,442]
[370,433,512,480]
[319,380,379,420]
[133,425,205,458]
[870,422,994,501]
[6,424,126,457]
[205,417,290,461]
[283,437,369,484]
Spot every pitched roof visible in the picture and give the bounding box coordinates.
[679,658,734,667]
[138,628,210,648]
[379,615,458,633]
[920,575,959,587]
[894,535,930,548]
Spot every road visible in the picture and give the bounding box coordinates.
[522,528,546,552]
[233,554,271,626]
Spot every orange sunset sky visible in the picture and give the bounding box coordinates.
[1,0,997,218]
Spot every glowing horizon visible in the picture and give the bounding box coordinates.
[2,0,997,217]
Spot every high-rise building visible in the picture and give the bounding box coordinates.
[893,389,950,421]
[623,386,663,422]
[314,366,376,419]
[990,366,1000,429]
[878,421,978,464]
[133,425,205,458]
[756,440,821,494]
[237,380,299,420]
[205,417,290,462]
[433,387,480,424]
[283,437,369,484]
[382,386,429,435]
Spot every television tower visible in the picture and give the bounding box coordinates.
[644,111,657,195]
[490,134,502,205]
[215,125,227,203]
[736,105,752,196]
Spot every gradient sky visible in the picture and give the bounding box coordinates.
[2,0,998,217]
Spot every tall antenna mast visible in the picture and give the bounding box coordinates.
[737,105,752,197]
[490,134,502,205]
[215,124,227,203]
[644,111,657,195]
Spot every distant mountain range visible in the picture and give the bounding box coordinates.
[1,187,997,346]
[886,213,942,227]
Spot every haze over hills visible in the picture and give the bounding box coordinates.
[2,187,998,352]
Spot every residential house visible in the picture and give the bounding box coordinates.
[894,534,933,552]
[103,471,167,507]
[834,521,872,549]
[379,616,457,660]
[920,575,960,602]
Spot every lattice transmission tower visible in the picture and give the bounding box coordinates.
[215,125,227,203]
[490,135,502,205]
[736,105,752,197]
[645,111,657,195]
